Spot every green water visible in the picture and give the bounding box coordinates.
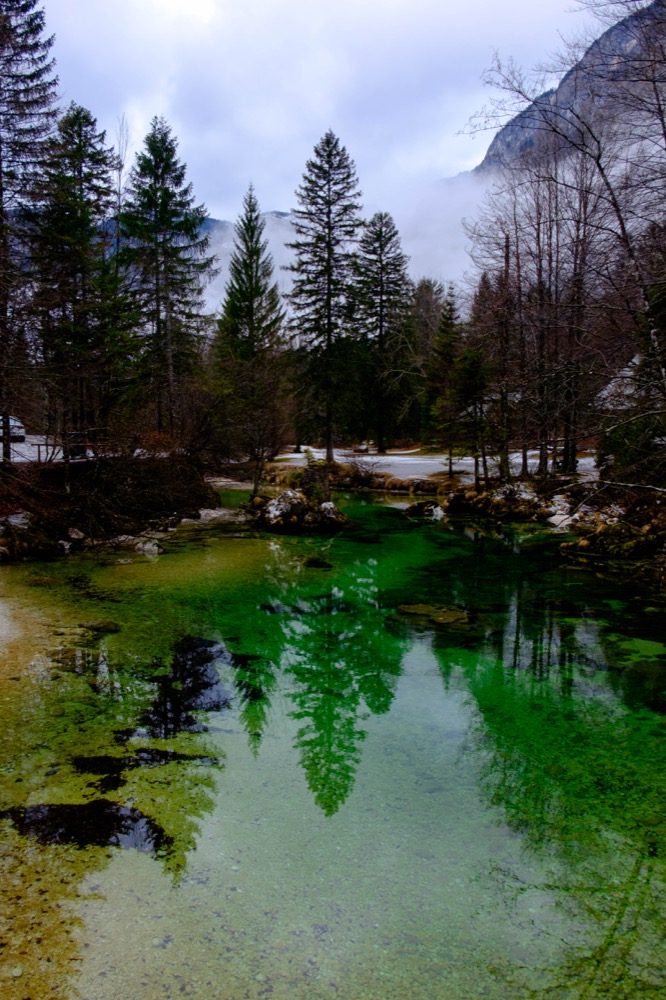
[0,496,665,999]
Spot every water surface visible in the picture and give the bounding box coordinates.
[0,496,664,999]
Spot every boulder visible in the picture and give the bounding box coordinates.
[254,490,351,534]
[79,620,121,633]
[404,499,445,520]
[445,483,545,520]
[303,556,333,569]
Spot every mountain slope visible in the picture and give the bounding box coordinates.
[203,6,664,303]
[476,0,663,172]
[203,211,296,312]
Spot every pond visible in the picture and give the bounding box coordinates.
[0,494,665,999]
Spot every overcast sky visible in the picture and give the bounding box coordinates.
[45,0,598,226]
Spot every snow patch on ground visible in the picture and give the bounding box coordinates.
[546,494,624,529]
[275,447,600,485]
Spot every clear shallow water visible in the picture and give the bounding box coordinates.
[0,496,665,999]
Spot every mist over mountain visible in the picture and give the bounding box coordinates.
[203,212,296,312]
[205,2,660,310]
[202,171,489,311]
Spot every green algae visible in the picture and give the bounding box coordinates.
[607,635,666,660]
[0,497,665,998]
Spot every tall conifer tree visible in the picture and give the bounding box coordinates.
[0,0,57,459]
[121,116,217,440]
[27,103,122,458]
[215,184,286,493]
[218,184,284,355]
[287,130,363,461]
[355,212,411,452]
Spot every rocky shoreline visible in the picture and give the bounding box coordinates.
[0,458,664,589]
[0,456,220,562]
[402,477,666,589]
[248,468,666,588]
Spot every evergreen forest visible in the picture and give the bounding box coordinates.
[1,0,666,501]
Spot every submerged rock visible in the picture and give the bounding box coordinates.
[398,603,471,627]
[303,555,334,569]
[79,620,121,633]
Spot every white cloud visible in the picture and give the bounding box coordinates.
[46,0,600,261]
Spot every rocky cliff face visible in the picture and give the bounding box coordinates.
[476,0,664,172]
[200,6,666,299]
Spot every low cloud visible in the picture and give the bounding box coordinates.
[48,0,597,287]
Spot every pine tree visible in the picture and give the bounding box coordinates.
[287,130,363,462]
[27,103,122,459]
[215,184,286,493]
[0,0,57,459]
[121,116,217,440]
[355,211,411,452]
[218,184,284,356]
[429,285,463,474]
[398,277,445,442]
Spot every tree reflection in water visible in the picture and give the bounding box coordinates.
[230,651,277,754]
[2,800,173,853]
[240,541,405,815]
[412,524,666,999]
[465,665,666,997]
[0,634,226,997]
[3,510,665,998]
[140,635,232,738]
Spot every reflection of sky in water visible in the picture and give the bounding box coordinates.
[0,501,664,998]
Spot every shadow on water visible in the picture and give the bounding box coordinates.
[1,635,228,862]
[0,800,173,854]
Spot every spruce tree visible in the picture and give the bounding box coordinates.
[397,277,445,442]
[215,184,286,493]
[428,285,463,474]
[355,211,411,452]
[0,0,57,459]
[218,184,284,356]
[27,103,121,459]
[121,116,217,440]
[287,130,363,462]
